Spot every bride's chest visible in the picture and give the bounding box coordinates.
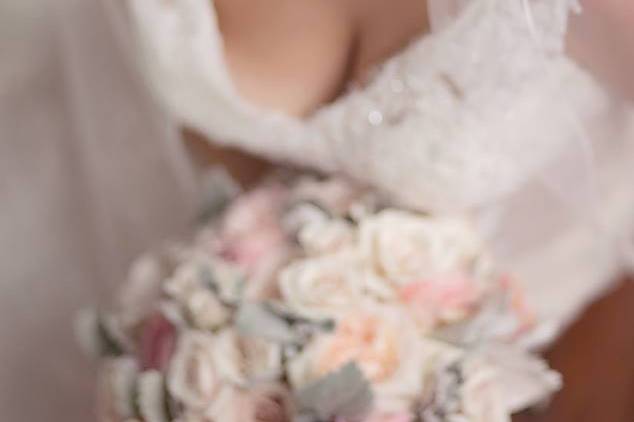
[214,0,430,118]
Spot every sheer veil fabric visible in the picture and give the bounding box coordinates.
[1,1,197,420]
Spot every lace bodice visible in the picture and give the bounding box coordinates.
[129,0,599,212]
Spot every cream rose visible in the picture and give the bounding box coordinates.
[279,253,366,320]
[185,290,230,330]
[168,332,222,411]
[164,256,244,303]
[163,261,232,330]
[163,263,205,303]
[213,328,283,386]
[288,306,439,413]
[291,176,364,215]
[97,358,139,421]
[297,218,355,256]
[116,253,165,328]
[359,210,483,294]
[423,353,512,422]
[459,356,510,422]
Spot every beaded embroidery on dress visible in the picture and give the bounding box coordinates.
[126,0,634,348]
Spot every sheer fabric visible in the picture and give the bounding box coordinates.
[0,1,196,420]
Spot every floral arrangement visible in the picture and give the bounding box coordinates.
[78,173,561,422]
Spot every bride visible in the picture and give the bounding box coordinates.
[1,0,633,420]
[125,0,634,345]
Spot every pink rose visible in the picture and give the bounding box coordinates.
[139,312,176,371]
[215,185,289,275]
[400,273,481,330]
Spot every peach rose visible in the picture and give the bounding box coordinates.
[314,313,399,382]
[288,307,441,413]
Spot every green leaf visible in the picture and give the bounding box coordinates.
[295,362,374,422]
[76,309,126,358]
[196,167,241,225]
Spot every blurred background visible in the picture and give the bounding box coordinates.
[0,0,633,421]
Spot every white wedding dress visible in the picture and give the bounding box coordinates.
[1,0,633,420]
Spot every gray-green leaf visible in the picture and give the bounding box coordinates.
[295,362,374,422]
[235,302,297,344]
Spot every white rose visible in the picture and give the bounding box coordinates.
[116,253,166,328]
[279,253,366,320]
[98,358,139,421]
[298,218,355,256]
[213,328,283,386]
[186,290,230,330]
[137,371,171,422]
[287,306,442,413]
[424,352,516,422]
[359,210,482,293]
[168,332,222,411]
[163,261,232,330]
[208,257,248,303]
[459,357,510,422]
[473,344,561,415]
[164,263,204,303]
[165,256,245,303]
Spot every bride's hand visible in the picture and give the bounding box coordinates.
[568,0,634,100]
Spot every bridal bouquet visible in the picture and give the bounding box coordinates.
[78,173,560,422]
